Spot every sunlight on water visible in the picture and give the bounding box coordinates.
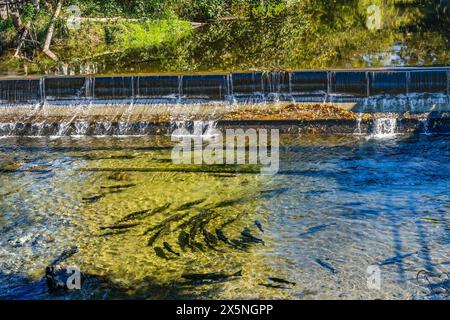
[0,134,449,300]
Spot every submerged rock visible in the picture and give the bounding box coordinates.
[45,265,82,292]
[45,246,81,292]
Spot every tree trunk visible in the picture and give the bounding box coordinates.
[0,5,8,20]
[10,8,23,29]
[43,0,63,61]
[14,22,31,58]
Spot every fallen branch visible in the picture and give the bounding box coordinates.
[43,0,63,61]
[13,22,30,58]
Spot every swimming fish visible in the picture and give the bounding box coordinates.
[203,229,218,247]
[215,229,230,244]
[175,199,206,211]
[100,230,128,237]
[50,246,78,265]
[190,241,205,252]
[100,184,136,190]
[182,270,242,283]
[82,194,103,203]
[178,231,190,251]
[119,203,170,223]
[154,247,170,260]
[163,242,180,256]
[147,226,170,247]
[268,277,296,286]
[259,283,290,290]
[241,228,265,245]
[255,220,264,233]
[298,223,335,238]
[315,259,337,274]
[100,223,140,230]
[143,212,189,235]
[260,188,290,198]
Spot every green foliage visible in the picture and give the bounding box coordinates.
[68,0,173,18]
[0,18,16,52]
[103,19,192,48]
[0,0,449,74]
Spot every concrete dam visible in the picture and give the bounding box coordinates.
[0,67,449,136]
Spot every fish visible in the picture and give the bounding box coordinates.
[147,226,170,247]
[100,230,128,237]
[241,228,265,245]
[154,247,170,260]
[190,241,205,252]
[203,229,218,247]
[268,277,296,286]
[177,211,208,230]
[219,214,241,229]
[100,223,140,230]
[100,184,136,190]
[143,212,189,235]
[229,239,250,250]
[212,198,244,209]
[260,187,290,198]
[315,259,337,274]
[209,174,237,178]
[298,223,335,238]
[118,203,170,223]
[259,283,290,290]
[255,220,264,233]
[86,154,136,160]
[82,194,103,203]
[189,219,204,241]
[175,199,206,211]
[163,242,180,256]
[379,251,418,266]
[182,270,242,283]
[216,229,230,244]
[50,246,78,265]
[178,231,190,251]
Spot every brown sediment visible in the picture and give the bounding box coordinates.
[219,104,359,121]
[2,102,444,123]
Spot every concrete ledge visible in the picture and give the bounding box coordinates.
[1,68,448,104]
[0,118,449,137]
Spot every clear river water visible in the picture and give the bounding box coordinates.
[0,133,449,299]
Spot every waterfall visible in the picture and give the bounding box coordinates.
[371,117,398,138]
[0,68,449,137]
[171,120,219,140]
[355,113,364,135]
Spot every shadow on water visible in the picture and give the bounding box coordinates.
[0,269,235,300]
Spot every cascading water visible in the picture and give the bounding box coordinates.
[0,68,449,137]
[171,120,219,139]
[370,116,398,138]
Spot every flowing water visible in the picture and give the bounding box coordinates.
[0,133,449,300]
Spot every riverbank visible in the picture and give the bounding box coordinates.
[1,1,449,76]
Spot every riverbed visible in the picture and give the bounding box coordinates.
[0,133,448,299]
